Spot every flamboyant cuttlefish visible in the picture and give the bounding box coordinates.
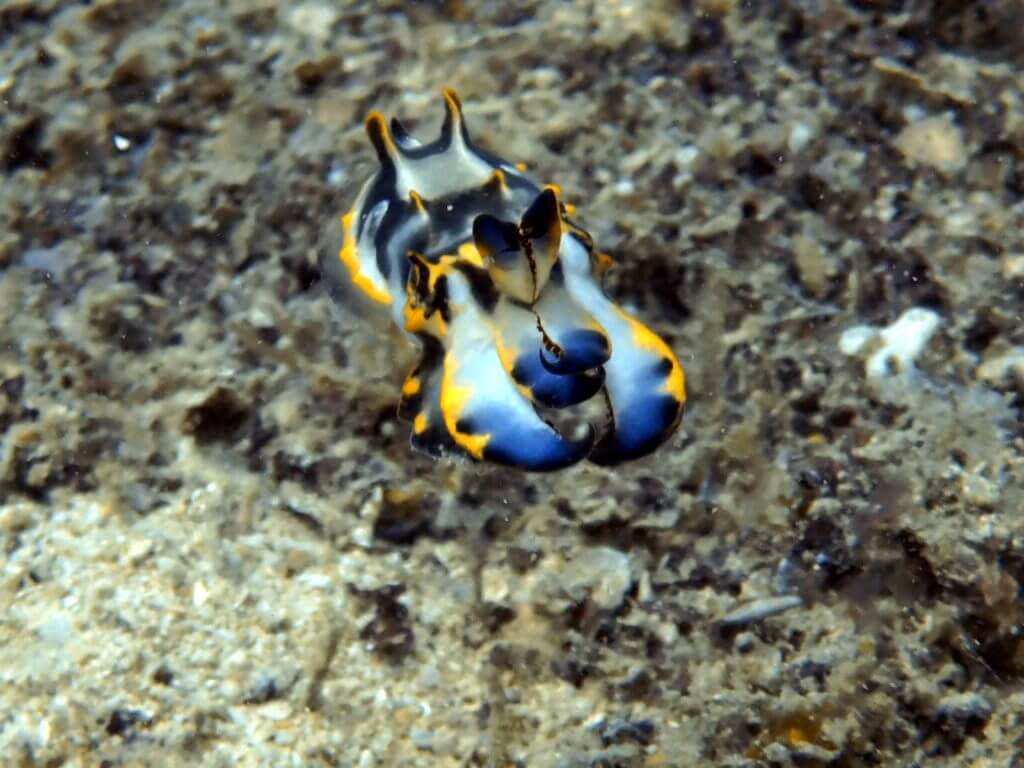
[320,89,685,471]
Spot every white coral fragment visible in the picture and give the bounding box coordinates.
[840,307,942,380]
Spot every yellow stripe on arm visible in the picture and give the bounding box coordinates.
[440,354,491,459]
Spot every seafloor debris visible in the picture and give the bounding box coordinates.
[893,114,967,174]
[320,90,686,471]
[719,594,804,626]
[839,306,942,380]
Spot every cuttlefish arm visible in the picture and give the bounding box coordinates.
[437,333,595,471]
[532,265,612,375]
[474,187,563,305]
[589,305,685,464]
[491,297,605,409]
[401,253,595,470]
[399,334,469,461]
[473,202,606,409]
[559,236,686,464]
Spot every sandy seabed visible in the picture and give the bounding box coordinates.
[1,1,1023,766]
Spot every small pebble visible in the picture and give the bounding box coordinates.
[39,614,73,646]
[976,347,1024,390]
[734,631,756,653]
[569,547,632,610]
[894,115,966,173]
[409,726,434,750]
[258,701,292,721]
[787,122,814,153]
[936,692,992,723]
[287,3,339,40]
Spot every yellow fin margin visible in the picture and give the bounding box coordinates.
[339,211,392,305]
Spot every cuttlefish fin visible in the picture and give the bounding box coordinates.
[317,212,393,331]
